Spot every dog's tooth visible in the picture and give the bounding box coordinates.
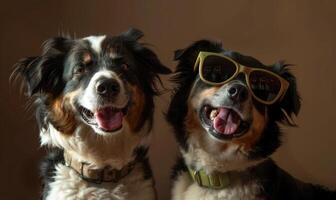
[210,109,218,120]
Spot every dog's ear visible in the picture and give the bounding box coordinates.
[122,28,144,42]
[173,40,222,66]
[174,49,186,60]
[136,47,172,74]
[273,62,301,125]
[170,39,223,86]
[166,40,223,135]
[133,46,171,95]
[122,28,171,75]
[122,28,171,95]
[13,37,73,96]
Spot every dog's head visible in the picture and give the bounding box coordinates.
[14,28,171,148]
[167,40,300,170]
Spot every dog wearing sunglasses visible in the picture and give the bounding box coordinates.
[167,40,335,200]
[13,28,171,199]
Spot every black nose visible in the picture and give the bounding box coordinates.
[96,79,120,98]
[227,84,248,102]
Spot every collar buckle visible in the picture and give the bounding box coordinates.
[80,163,104,184]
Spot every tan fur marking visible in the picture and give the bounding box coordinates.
[83,52,92,64]
[188,86,230,151]
[108,48,117,58]
[233,108,267,151]
[49,91,80,135]
[190,87,220,107]
[199,87,221,97]
[188,85,268,154]
[125,85,145,132]
[185,105,202,131]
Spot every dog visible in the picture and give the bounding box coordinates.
[13,28,171,200]
[167,40,335,200]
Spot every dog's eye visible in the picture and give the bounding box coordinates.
[73,65,86,75]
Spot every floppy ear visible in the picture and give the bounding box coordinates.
[174,40,222,62]
[122,28,171,75]
[136,47,172,74]
[122,28,144,42]
[13,37,73,97]
[174,49,186,60]
[167,40,223,129]
[273,62,301,125]
[132,46,171,95]
[121,28,171,95]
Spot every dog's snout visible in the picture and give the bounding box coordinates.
[227,84,248,102]
[96,79,120,98]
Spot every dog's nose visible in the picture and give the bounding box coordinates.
[96,79,120,98]
[227,84,248,102]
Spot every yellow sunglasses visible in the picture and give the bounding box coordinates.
[194,51,289,105]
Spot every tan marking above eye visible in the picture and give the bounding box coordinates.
[122,64,128,70]
[83,52,92,64]
[105,46,118,59]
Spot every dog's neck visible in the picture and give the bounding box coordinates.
[187,164,252,189]
[182,141,265,174]
[42,123,151,169]
[185,155,273,190]
[63,150,138,183]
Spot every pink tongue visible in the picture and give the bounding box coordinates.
[95,107,123,131]
[213,108,240,135]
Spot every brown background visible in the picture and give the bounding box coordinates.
[1,0,336,199]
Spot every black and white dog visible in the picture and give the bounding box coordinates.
[167,40,335,199]
[14,28,170,199]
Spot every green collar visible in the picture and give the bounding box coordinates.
[188,167,231,190]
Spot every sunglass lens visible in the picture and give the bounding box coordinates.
[249,70,282,102]
[201,56,237,83]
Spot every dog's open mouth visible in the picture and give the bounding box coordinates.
[79,105,128,133]
[201,105,250,140]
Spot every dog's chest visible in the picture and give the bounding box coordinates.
[45,164,155,200]
[172,172,264,200]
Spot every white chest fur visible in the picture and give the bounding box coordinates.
[172,172,263,200]
[46,163,155,200]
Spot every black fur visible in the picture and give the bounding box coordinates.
[170,156,188,181]
[13,28,170,199]
[167,39,335,199]
[167,39,300,158]
[39,148,64,200]
[133,146,154,180]
[167,40,223,150]
[172,158,336,200]
[255,159,336,200]
[14,28,171,132]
